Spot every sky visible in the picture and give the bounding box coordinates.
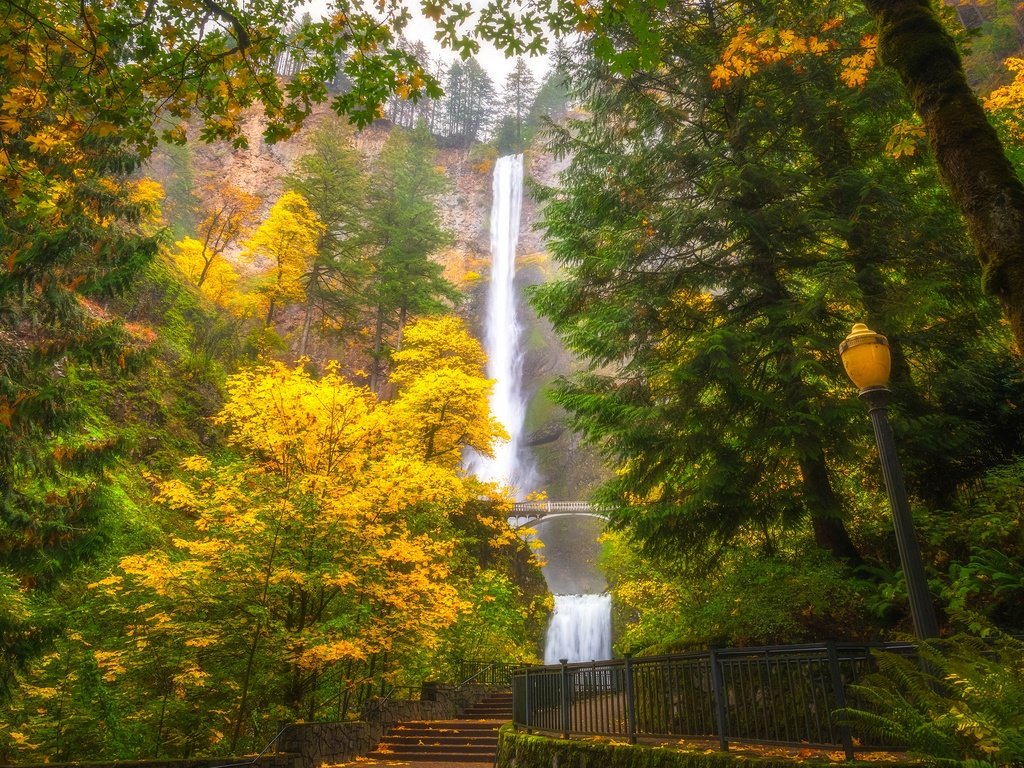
[301,0,551,86]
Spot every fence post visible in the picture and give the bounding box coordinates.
[709,649,729,752]
[624,653,637,745]
[560,659,571,739]
[524,667,531,734]
[826,642,855,761]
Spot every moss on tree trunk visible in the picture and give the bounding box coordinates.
[863,0,1024,351]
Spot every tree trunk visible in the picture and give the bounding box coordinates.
[368,304,386,395]
[395,305,408,352]
[196,254,214,288]
[299,296,314,358]
[796,438,865,564]
[731,124,865,566]
[230,627,262,753]
[863,0,1024,351]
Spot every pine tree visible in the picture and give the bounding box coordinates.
[532,0,1024,574]
[0,168,163,695]
[441,58,495,144]
[285,117,370,355]
[364,125,459,393]
[497,58,538,153]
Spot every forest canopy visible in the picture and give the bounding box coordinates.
[7,0,1024,345]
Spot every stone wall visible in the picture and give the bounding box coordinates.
[3,756,301,768]
[280,684,494,766]
[495,727,919,768]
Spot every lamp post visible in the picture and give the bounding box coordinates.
[839,323,939,639]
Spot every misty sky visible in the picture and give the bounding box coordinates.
[301,0,551,85]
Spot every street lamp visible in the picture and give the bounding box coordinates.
[839,323,939,639]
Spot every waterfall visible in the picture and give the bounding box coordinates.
[466,154,535,498]
[469,155,611,664]
[544,594,612,664]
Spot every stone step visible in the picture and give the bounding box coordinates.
[393,721,500,733]
[366,750,493,762]
[382,737,497,749]
[365,693,512,763]
[375,742,496,754]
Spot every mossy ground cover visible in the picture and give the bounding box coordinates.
[496,727,925,768]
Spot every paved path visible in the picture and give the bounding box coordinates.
[329,761,491,767]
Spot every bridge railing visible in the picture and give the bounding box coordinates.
[512,641,918,759]
[511,501,598,514]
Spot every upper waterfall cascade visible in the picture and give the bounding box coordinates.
[465,154,536,498]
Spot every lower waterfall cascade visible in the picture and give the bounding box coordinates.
[544,593,612,664]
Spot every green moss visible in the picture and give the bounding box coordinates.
[496,727,930,768]
[524,384,557,435]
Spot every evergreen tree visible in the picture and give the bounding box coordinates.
[498,58,538,153]
[285,116,370,355]
[441,58,496,144]
[529,45,572,127]
[0,81,163,690]
[365,124,460,393]
[532,0,1024,581]
[385,40,433,129]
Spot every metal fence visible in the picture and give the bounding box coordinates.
[457,659,520,687]
[511,641,917,759]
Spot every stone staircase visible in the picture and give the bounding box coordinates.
[366,690,512,763]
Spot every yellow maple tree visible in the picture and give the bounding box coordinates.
[170,183,260,310]
[89,333,513,749]
[985,58,1024,140]
[710,20,877,91]
[170,236,242,309]
[243,191,324,325]
[386,316,507,469]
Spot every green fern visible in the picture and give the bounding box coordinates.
[838,629,1024,767]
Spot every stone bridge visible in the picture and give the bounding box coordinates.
[508,501,609,529]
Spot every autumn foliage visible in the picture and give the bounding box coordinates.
[65,315,521,753]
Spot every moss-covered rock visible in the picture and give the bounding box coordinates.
[495,727,928,768]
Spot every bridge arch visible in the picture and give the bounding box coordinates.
[508,502,610,530]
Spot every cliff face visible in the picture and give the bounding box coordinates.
[518,148,605,500]
[150,112,604,499]
[153,107,494,287]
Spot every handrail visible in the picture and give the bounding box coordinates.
[457,661,498,688]
[206,724,292,768]
[511,501,603,513]
[376,684,422,706]
[455,660,522,689]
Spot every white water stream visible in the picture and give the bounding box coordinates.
[465,153,536,497]
[467,154,610,664]
[544,594,612,664]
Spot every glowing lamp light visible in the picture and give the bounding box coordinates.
[837,322,939,639]
[839,323,891,391]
